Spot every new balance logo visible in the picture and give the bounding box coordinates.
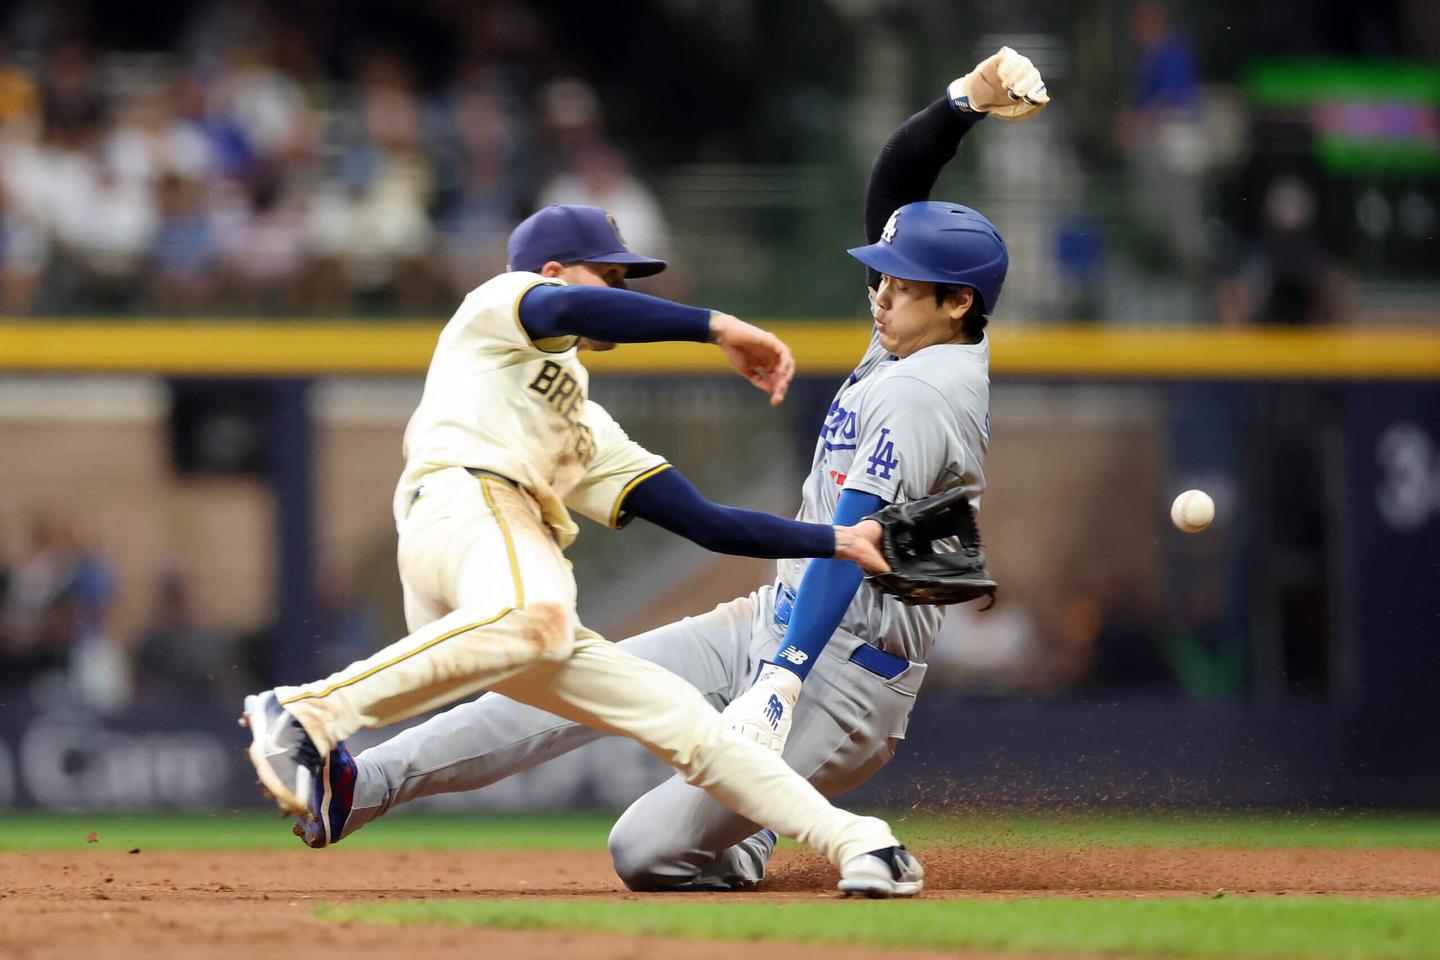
[778,646,809,666]
[764,695,784,728]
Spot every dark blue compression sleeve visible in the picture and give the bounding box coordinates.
[770,489,887,681]
[519,283,712,344]
[623,467,835,559]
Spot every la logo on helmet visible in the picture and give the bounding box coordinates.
[881,209,899,243]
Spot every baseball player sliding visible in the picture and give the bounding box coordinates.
[291,48,1049,892]
[242,196,931,894]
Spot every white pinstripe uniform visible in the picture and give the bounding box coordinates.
[273,270,901,870]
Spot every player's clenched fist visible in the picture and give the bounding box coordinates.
[949,46,1049,121]
[708,312,796,406]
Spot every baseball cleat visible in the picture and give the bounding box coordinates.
[837,845,924,898]
[293,739,357,848]
[240,691,322,816]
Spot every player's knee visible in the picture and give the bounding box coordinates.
[512,600,575,661]
[607,817,682,892]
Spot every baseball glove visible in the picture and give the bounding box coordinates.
[866,486,997,608]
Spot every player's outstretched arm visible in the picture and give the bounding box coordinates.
[519,285,794,405]
[622,467,886,571]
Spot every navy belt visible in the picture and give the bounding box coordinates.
[772,585,908,681]
[466,468,518,487]
[409,468,518,510]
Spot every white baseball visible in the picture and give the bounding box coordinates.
[1170,489,1215,533]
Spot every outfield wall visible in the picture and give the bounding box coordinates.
[1,323,1437,809]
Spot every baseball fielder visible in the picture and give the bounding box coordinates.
[294,48,1049,892]
[241,201,929,896]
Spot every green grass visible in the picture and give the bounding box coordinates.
[316,897,1440,959]
[0,812,615,851]
[1,809,1437,853]
[882,810,1440,850]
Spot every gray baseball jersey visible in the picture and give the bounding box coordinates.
[780,330,991,664]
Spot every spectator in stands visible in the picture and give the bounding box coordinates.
[132,569,231,703]
[214,167,308,311]
[310,566,380,678]
[0,43,46,310]
[1218,175,1348,326]
[147,170,220,310]
[1119,1,1210,274]
[536,80,680,295]
[307,53,435,310]
[434,69,529,296]
[0,516,112,688]
[0,39,38,135]
[1131,0,1200,117]
[64,526,126,711]
[207,38,313,168]
[37,39,106,141]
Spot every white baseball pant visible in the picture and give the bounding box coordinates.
[273,467,899,870]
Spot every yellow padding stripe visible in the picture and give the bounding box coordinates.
[1,321,1438,379]
[281,607,514,705]
[481,478,525,609]
[609,463,674,528]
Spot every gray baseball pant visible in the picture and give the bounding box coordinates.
[343,585,926,890]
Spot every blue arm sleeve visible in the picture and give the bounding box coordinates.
[770,489,887,680]
[519,283,712,344]
[623,467,835,559]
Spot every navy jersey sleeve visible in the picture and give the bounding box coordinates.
[625,467,836,559]
[519,283,711,344]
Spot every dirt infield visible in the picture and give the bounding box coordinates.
[4,846,1439,960]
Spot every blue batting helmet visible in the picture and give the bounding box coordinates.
[847,201,1009,315]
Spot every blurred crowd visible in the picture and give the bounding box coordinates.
[0,515,126,707]
[0,3,674,316]
[0,512,383,712]
[0,508,1153,710]
[0,0,1425,321]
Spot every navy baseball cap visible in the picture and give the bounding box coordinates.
[506,204,667,278]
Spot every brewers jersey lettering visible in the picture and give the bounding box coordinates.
[393,271,666,547]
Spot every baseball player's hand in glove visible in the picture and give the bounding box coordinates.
[867,486,998,606]
[833,519,889,574]
[721,662,802,754]
[709,312,796,406]
[949,46,1049,121]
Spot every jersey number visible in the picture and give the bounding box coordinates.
[822,401,858,450]
[865,428,900,479]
